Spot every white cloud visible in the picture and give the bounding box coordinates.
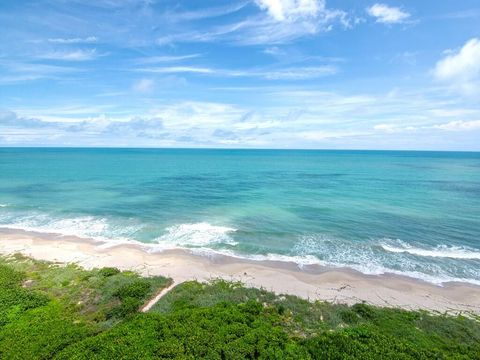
[149,101,243,127]
[132,78,154,93]
[298,130,369,140]
[434,120,480,131]
[257,66,337,79]
[156,0,350,46]
[137,66,214,74]
[0,62,80,84]
[38,49,101,61]
[166,2,248,21]
[136,65,337,79]
[255,0,320,22]
[247,0,350,44]
[373,123,417,133]
[433,38,480,94]
[366,3,410,24]
[4,83,480,149]
[47,36,98,44]
[136,54,202,64]
[374,119,480,133]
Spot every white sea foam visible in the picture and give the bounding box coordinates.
[380,240,480,260]
[189,247,322,267]
[186,247,480,286]
[155,222,237,247]
[0,204,8,208]
[0,213,140,243]
[344,263,480,286]
[288,235,480,286]
[1,212,479,286]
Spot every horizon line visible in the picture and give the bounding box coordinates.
[0,146,479,153]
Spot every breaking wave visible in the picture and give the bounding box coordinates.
[1,209,479,286]
[155,222,237,247]
[380,240,480,260]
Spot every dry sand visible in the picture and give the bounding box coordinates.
[1,228,479,315]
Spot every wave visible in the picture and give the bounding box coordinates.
[0,211,237,249]
[333,261,480,286]
[0,212,142,243]
[289,235,480,286]
[380,240,480,260]
[189,247,322,267]
[183,247,480,286]
[0,204,8,208]
[1,211,479,286]
[155,222,237,247]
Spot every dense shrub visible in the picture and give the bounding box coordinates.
[0,302,94,360]
[56,302,309,359]
[0,265,49,328]
[98,267,120,277]
[1,257,480,359]
[0,255,171,359]
[107,279,154,318]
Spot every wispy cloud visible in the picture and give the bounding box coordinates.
[132,78,155,93]
[164,2,249,21]
[433,8,480,20]
[3,81,480,148]
[137,66,214,74]
[136,65,337,79]
[257,66,337,79]
[37,49,103,61]
[0,110,50,128]
[434,120,480,131]
[1,0,479,149]
[366,3,410,24]
[156,0,351,46]
[47,36,98,44]
[373,119,480,133]
[0,61,81,84]
[135,54,202,64]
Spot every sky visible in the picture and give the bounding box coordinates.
[0,0,479,150]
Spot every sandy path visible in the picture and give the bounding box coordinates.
[140,282,176,312]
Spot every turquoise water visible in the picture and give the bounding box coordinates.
[1,148,479,285]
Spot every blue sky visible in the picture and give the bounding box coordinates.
[1,0,479,150]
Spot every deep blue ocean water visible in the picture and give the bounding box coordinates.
[1,148,479,285]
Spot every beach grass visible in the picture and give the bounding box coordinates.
[0,255,479,359]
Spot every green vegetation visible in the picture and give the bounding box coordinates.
[1,255,479,359]
[0,254,170,359]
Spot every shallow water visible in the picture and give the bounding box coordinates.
[0,148,479,285]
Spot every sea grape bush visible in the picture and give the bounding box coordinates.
[0,257,479,359]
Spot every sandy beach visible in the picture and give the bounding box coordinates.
[1,228,479,315]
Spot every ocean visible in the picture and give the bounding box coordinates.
[0,148,479,285]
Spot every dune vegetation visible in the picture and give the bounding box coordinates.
[0,254,479,359]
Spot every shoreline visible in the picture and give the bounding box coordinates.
[1,228,480,315]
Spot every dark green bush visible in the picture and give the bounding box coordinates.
[56,301,310,360]
[107,279,153,318]
[114,279,151,300]
[1,257,480,359]
[352,303,376,320]
[303,326,433,359]
[0,302,94,360]
[98,267,120,277]
[0,264,25,286]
